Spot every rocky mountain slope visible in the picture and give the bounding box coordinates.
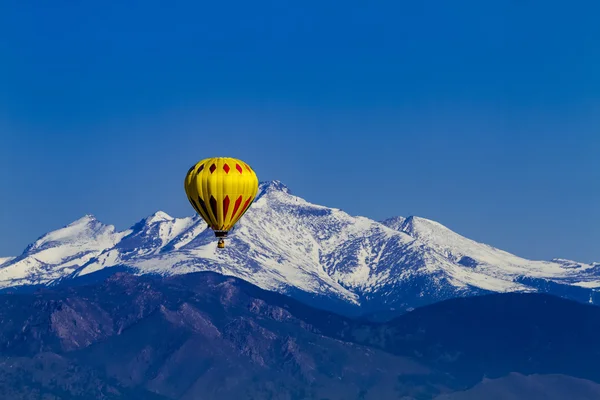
[1,272,600,399]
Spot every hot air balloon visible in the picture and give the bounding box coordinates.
[184,157,259,248]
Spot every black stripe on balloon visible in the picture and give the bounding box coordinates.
[188,197,201,214]
[209,195,218,220]
[194,200,205,218]
[197,197,211,221]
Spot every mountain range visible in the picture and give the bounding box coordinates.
[1,180,598,317]
[1,271,599,399]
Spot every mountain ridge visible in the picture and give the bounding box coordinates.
[1,180,598,316]
[1,271,600,399]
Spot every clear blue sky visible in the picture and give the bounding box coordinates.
[1,1,599,262]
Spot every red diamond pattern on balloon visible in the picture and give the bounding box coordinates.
[231,196,243,219]
[223,164,230,173]
[236,164,243,174]
[223,195,230,217]
[209,164,216,173]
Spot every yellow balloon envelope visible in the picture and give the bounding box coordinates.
[184,157,259,248]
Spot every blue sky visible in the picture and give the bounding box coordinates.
[1,0,599,262]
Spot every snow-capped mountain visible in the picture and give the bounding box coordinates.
[384,216,600,290]
[0,215,130,288]
[1,181,598,314]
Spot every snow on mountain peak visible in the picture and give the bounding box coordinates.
[384,214,599,286]
[75,214,97,222]
[260,180,289,191]
[1,180,599,314]
[0,214,128,288]
[380,216,407,231]
[28,214,116,251]
[144,211,174,224]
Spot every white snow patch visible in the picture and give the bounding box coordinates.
[572,281,600,289]
[0,257,14,267]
